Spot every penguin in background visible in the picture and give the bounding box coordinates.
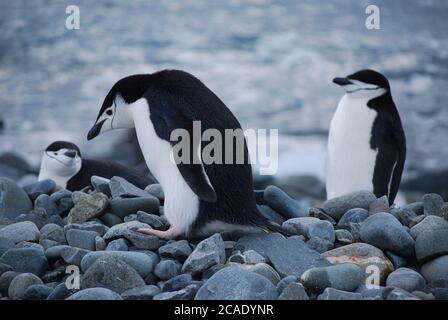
[327,69,406,205]
[87,69,288,239]
[38,141,154,191]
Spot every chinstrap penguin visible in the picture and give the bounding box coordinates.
[326,69,406,204]
[38,141,153,191]
[87,69,288,239]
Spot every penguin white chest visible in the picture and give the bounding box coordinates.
[326,95,378,199]
[38,171,69,188]
[38,154,81,189]
[131,99,199,234]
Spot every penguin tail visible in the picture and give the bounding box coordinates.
[252,210,293,237]
[251,205,293,237]
[263,219,294,237]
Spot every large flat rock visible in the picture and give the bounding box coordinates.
[236,233,330,277]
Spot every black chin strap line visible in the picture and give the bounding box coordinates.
[111,99,117,129]
[347,86,381,94]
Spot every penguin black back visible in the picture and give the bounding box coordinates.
[67,158,153,191]
[368,89,406,204]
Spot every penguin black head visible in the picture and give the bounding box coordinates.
[333,69,390,99]
[41,141,82,177]
[46,141,81,157]
[87,75,152,140]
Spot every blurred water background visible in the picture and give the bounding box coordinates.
[0,0,447,197]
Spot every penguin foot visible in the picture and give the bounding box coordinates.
[136,227,180,240]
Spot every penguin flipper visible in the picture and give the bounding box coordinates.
[388,122,406,204]
[146,96,217,203]
[176,162,217,202]
[372,112,406,205]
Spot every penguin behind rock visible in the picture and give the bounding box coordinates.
[87,69,287,239]
[327,69,406,204]
[38,141,153,191]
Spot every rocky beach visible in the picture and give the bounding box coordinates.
[0,170,447,300]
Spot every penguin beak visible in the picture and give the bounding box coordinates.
[87,119,106,140]
[333,77,353,86]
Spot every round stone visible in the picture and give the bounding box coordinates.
[322,243,394,284]
[301,263,362,293]
[0,178,33,224]
[323,191,376,220]
[386,268,426,292]
[66,288,123,300]
[360,212,415,257]
[154,259,182,280]
[415,229,448,263]
[195,266,278,300]
[420,255,448,285]
[81,255,145,293]
[0,221,40,244]
[8,273,43,300]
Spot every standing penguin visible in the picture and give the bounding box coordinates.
[87,70,286,239]
[38,141,153,191]
[326,69,406,204]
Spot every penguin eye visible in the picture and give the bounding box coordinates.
[106,109,113,116]
[54,152,58,156]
